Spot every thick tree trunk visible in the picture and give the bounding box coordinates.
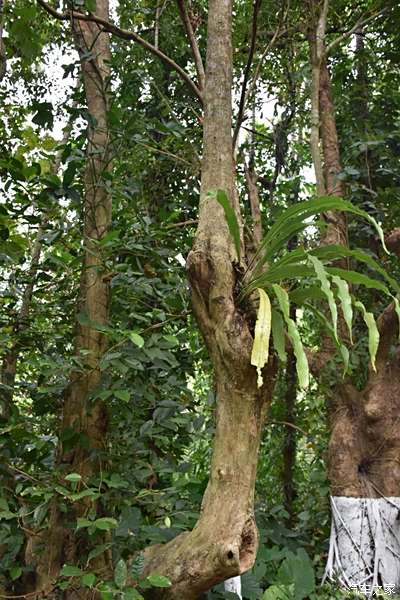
[314,38,400,595]
[142,2,277,598]
[32,1,113,594]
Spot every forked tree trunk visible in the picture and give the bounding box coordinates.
[142,1,277,598]
[32,1,113,593]
[315,41,400,595]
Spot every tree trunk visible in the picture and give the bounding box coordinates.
[32,1,113,593]
[313,37,400,595]
[142,1,277,597]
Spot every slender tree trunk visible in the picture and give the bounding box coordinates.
[142,2,277,597]
[309,14,400,592]
[32,1,113,594]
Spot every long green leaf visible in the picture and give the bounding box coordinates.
[308,303,350,374]
[271,308,287,363]
[354,300,379,371]
[253,196,388,274]
[326,268,390,294]
[311,244,400,294]
[309,255,338,342]
[251,289,272,388]
[272,284,309,389]
[331,275,353,344]
[211,189,241,261]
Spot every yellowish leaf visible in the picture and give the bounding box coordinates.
[251,288,272,388]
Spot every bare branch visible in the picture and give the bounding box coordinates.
[232,0,262,148]
[36,0,203,104]
[233,21,282,150]
[176,0,205,91]
[326,8,388,55]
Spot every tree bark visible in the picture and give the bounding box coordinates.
[32,1,113,593]
[141,2,277,597]
[309,13,400,592]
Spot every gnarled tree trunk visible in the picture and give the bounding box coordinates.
[309,10,400,592]
[142,1,277,597]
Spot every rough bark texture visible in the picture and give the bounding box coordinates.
[31,1,112,594]
[313,21,400,594]
[142,2,277,597]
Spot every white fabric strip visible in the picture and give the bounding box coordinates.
[224,575,242,598]
[324,496,400,597]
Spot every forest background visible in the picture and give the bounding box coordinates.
[1,0,400,598]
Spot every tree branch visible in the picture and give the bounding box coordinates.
[232,0,262,148]
[36,0,203,104]
[176,0,205,91]
[326,7,388,55]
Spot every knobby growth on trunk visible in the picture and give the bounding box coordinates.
[142,1,277,597]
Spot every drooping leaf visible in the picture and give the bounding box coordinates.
[271,308,287,363]
[212,189,241,261]
[251,288,272,387]
[354,300,379,371]
[331,275,353,344]
[326,268,390,295]
[308,255,338,342]
[272,284,309,389]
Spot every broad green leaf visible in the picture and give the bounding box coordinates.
[94,517,118,531]
[61,565,82,577]
[271,308,287,363]
[262,585,293,600]
[309,255,338,342]
[212,189,241,261]
[272,284,309,389]
[76,518,92,530]
[332,275,353,344]
[114,389,130,402]
[81,573,96,587]
[354,300,379,371]
[145,574,172,588]
[65,473,82,482]
[10,566,22,581]
[130,332,144,348]
[114,558,127,589]
[277,548,315,600]
[124,590,145,600]
[251,289,272,387]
